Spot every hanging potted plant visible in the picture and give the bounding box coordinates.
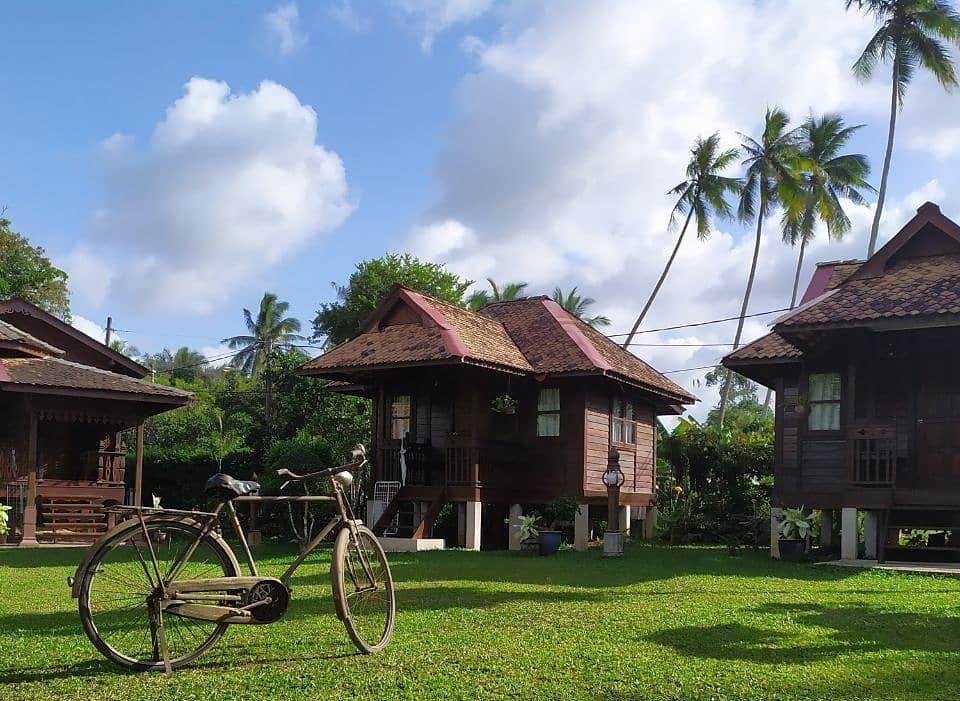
[778,507,811,561]
[490,394,518,415]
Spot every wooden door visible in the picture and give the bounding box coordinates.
[914,357,960,488]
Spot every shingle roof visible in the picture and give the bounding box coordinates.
[0,319,64,357]
[779,253,960,328]
[724,331,802,363]
[303,287,695,404]
[0,356,191,403]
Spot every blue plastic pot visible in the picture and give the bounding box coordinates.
[538,530,562,556]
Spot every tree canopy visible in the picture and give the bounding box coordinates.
[312,253,473,345]
[0,217,70,319]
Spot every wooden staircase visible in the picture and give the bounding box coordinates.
[37,495,110,543]
[372,486,447,539]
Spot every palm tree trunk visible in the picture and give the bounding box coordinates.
[719,198,765,429]
[867,61,899,257]
[621,206,696,349]
[760,236,808,419]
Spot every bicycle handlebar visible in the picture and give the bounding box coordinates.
[276,444,367,483]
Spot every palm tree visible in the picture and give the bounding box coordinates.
[621,133,741,349]
[783,114,874,308]
[222,292,304,426]
[718,107,802,429]
[466,278,529,310]
[552,287,611,328]
[847,0,960,256]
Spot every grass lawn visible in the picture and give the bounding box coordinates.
[2,543,960,701]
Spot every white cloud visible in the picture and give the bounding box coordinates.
[392,0,495,51]
[70,315,108,344]
[403,0,960,420]
[78,77,352,314]
[264,3,308,56]
[329,0,372,33]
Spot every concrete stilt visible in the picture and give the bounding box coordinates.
[820,510,833,548]
[456,503,466,547]
[465,501,482,551]
[863,510,879,560]
[841,507,858,560]
[618,505,631,535]
[508,504,522,551]
[574,503,589,551]
[770,506,784,559]
[642,505,657,540]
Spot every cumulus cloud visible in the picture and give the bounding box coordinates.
[78,77,352,314]
[403,0,960,419]
[264,3,308,55]
[392,0,495,51]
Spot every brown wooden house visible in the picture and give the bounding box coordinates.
[724,202,960,562]
[301,286,695,549]
[0,298,190,545]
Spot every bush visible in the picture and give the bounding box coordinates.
[131,448,256,510]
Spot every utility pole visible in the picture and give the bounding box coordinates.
[104,316,114,348]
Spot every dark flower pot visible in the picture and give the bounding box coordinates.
[539,530,562,556]
[778,538,805,561]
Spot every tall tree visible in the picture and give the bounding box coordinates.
[847,0,960,256]
[0,217,70,319]
[466,278,529,310]
[551,287,611,328]
[621,133,741,349]
[718,107,801,429]
[783,114,874,307]
[313,254,472,345]
[223,292,304,427]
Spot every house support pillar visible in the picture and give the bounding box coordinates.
[20,402,39,546]
[770,505,783,558]
[133,422,145,507]
[863,510,880,560]
[508,504,522,551]
[820,510,833,548]
[465,501,481,551]
[574,503,589,551]
[841,507,858,560]
[618,505,631,535]
[642,505,657,540]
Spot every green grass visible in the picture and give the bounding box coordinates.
[2,543,960,701]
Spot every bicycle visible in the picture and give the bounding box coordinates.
[68,445,395,672]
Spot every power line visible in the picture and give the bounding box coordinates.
[661,363,723,375]
[625,342,734,348]
[605,306,792,338]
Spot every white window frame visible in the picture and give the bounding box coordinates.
[536,388,561,437]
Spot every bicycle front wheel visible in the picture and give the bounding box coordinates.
[78,518,240,671]
[331,525,395,653]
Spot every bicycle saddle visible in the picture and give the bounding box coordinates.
[205,472,260,500]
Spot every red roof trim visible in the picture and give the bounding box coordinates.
[399,289,469,358]
[540,299,612,371]
[0,359,10,383]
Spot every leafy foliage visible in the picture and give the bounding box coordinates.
[0,218,70,319]
[466,278,529,310]
[223,292,305,377]
[313,254,473,345]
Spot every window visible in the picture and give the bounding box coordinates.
[390,394,412,439]
[612,399,636,444]
[536,388,561,437]
[808,373,841,431]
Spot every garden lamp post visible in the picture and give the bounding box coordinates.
[603,449,625,557]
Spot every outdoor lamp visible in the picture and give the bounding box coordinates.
[603,449,625,557]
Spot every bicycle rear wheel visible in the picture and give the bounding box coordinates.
[331,525,395,653]
[78,518,239,671]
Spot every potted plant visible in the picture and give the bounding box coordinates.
[538,497,578,555]
[490,394,518,415]
[510,514,541,552]
[778,507,811,561]
[0,504,12,544]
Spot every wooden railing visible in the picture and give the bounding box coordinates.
[81,450,126,484]
[444,435,480,485]
[377,443,431,485]
[849,424,896,486]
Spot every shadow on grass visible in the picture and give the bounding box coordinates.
[646,602,960,665]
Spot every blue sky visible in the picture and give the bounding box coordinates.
[3,1,959,417]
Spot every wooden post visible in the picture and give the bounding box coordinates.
[21,400,39,546]
[133,422,144,507]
